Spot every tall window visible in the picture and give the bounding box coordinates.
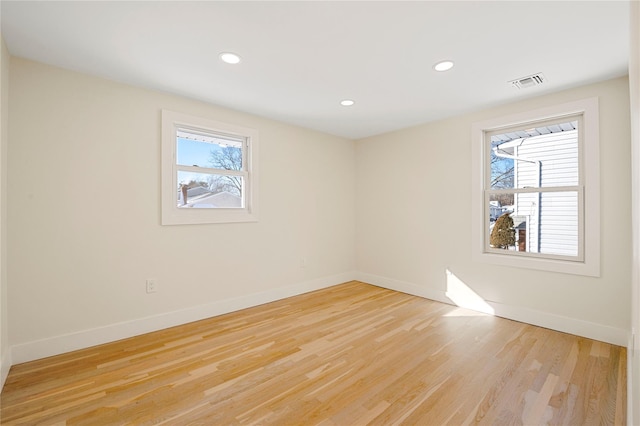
[472,98,600,276]
[162,110,259,225]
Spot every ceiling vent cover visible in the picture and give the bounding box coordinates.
[509,73,546,89]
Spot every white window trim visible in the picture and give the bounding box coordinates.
[161,110,259,225]
[471,97,600,277]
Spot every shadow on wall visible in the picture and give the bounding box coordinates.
[444,269,495,316]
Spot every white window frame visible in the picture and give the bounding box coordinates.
[161,110,259,225]
[471,98,600,277]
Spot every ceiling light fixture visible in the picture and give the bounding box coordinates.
[433,60,454,72]
[219,52,241,65]
[340,99,355,107]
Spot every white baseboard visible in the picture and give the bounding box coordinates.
[489,299,628,346]
[11,272,357,365]
[0,348,11,389]
[356,272,451,304]
[8,270,628,366]
[356,272,628,347]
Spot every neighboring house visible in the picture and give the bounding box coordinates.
[197,191,242,208]
[489,201,502,221]
[180,190,242,208]
[494,125,579,256]
[186,186,211,198]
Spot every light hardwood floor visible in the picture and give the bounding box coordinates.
[0,281,626,425]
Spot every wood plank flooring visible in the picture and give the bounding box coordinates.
[0,281,627,425]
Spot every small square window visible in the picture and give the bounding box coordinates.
[162,110,259,225]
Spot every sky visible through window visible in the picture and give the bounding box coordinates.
[176,137,227,186]
[177,137,220,168]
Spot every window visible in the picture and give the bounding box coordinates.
[471,98,600,276]
[162,110,259,225]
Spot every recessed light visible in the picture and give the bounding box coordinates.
[433,60,454,72]
[219,52,241,64]
[340,99,355,107]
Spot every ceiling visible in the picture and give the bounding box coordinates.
[0,1,630,140]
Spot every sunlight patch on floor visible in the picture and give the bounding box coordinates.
[444,269,495,316]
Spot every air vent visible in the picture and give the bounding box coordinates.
[509,73,546,89]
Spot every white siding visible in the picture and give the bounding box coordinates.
[514,130,579,256]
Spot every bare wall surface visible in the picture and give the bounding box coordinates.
[356,77,631,337]
[7,58,356,349]
[0,35,10,385]
[629,1,640,423]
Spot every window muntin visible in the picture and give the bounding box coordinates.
[162,110,258,225]
[471,98,599,277]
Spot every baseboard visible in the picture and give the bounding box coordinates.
[356,272,628,347]
[355,272,451,305]
[11,271,357,364]
[488,300,628,346]
[9,270,628,365]
[0,348,11,390]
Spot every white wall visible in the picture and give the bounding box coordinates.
[628,1,640,423]
[356,77,631,346]
[0,36,10,386]
[7,58,356,362]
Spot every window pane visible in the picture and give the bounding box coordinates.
[177,128,243,170]
[177,171,243,209]
[490,120,578,189]
[488,193,514,220]
[490,151,514,190]
[488,191,579,257]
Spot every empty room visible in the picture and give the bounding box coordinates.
[0,1,639,425]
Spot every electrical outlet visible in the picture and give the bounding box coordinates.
[146,279,158,293]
